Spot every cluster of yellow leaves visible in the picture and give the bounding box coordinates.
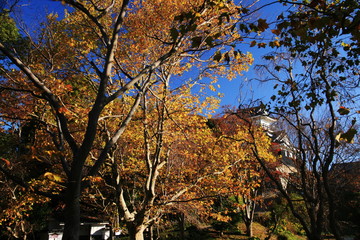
[200,113,276,218]
[210,212,232,222]
[95,78,275,223]
[30,174,65,195]
[44,172,62,182]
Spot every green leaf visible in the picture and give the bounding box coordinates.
[0,14,20,43]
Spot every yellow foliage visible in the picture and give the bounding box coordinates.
[0,0,261,230]
[44,172,62,182]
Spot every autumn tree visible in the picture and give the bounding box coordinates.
[250,1,360,239]
[208,108,276,237]
[100,86,218,239]
[0,0,263,239]
[86,67,268,239]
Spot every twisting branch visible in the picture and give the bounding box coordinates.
[0,42,79,154]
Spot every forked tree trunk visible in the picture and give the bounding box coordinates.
[242,194,256,238]
[245,221,253,237]
[149,224,154,240]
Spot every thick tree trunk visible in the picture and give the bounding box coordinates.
[127,223,146,240]
[62,177,82,240]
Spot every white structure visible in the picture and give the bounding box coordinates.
[248,107,297,190]
[48,222,111,240]
[251,114,277,131]
[48,232,62,240]
[90,223,111,240]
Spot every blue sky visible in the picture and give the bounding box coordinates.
[18,0,283,111]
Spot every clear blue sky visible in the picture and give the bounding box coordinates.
[211,0,284,109]
[18,0,283,111]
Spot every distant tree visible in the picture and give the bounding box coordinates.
[209,110,276,237]
[252,1,360,239]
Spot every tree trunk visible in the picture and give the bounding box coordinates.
[149,224,154,240]
[179,212,185,240]
[242,195,255,238]
[127,223,146,240]
[62,177,81,240]
[323,171,343,240]
[245,221,253,237]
